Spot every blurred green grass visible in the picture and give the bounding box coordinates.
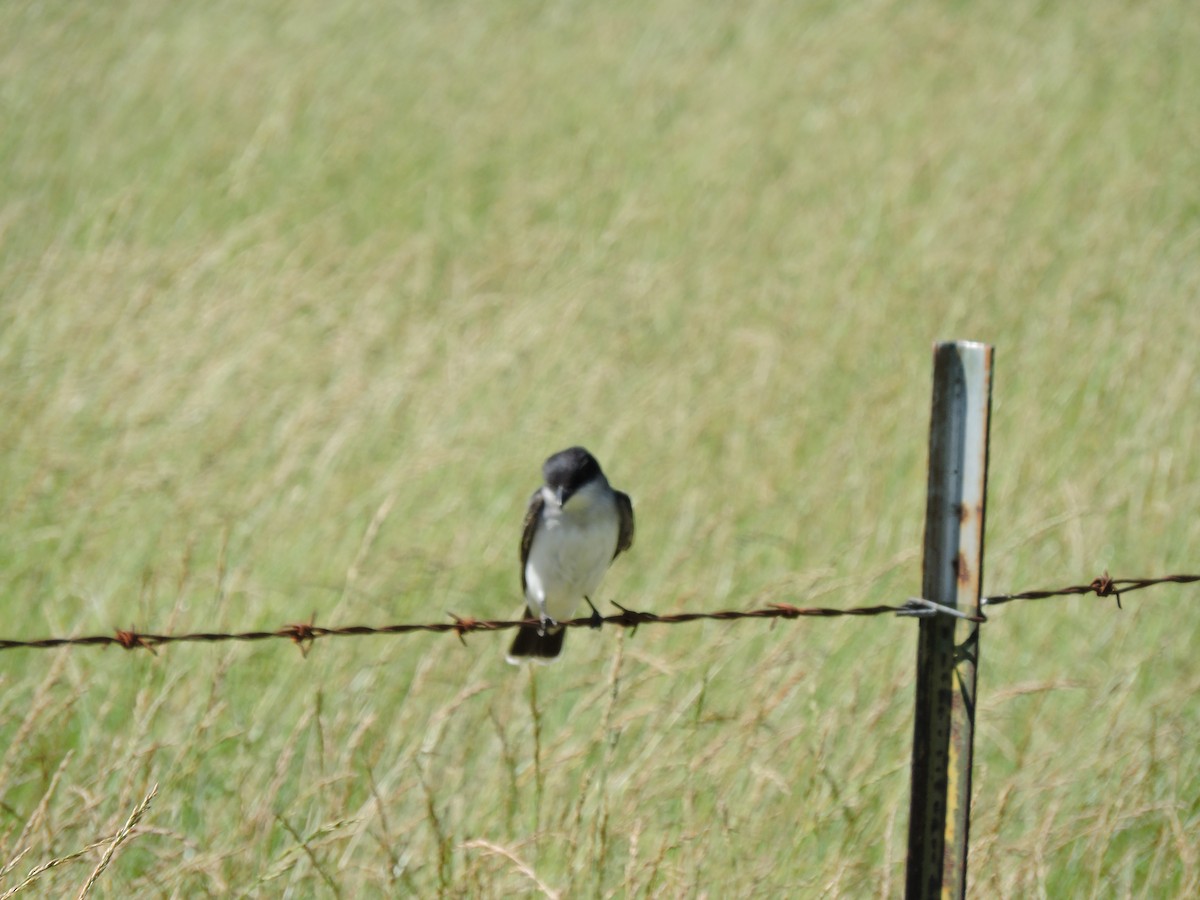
[2,0,1199,895]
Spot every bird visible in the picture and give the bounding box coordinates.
[506,446,634,663]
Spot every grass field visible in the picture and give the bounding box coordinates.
[3,0,1199,895]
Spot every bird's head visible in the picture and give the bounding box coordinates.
[543,446,604,508]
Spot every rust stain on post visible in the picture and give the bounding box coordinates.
[956,553,971,587]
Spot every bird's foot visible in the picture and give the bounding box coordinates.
[584,596,603,629]
[537,612,557,636]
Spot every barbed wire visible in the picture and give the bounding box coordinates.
[0,572,1194,655]
[981,572,1200,609]
[0,602,911,655]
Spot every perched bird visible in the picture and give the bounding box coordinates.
[507,446,634,663]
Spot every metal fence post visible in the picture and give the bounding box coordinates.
[905,341,993,899]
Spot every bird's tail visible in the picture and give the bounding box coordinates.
[506,624,565,664]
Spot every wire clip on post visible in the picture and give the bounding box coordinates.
[897,598,987,622]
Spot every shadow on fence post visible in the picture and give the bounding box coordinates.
[905,341,993,899]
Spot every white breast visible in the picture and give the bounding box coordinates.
[524,486,619,623]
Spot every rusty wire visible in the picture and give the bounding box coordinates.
[0,602,909,654]
[0,573,1195,655]
[981,572,1200,610]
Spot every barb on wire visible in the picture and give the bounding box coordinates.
[0,573,1194,655]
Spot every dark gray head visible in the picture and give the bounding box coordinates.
[542,446,604,505]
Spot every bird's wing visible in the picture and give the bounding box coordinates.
[614,490,635,559]
[520,488,545,594]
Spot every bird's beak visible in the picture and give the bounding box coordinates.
[555,486,566,507]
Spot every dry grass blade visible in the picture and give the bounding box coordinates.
[1,841,105,900]
[74,784,158,900]
[461,839,560,899]
[0,850,31,884]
